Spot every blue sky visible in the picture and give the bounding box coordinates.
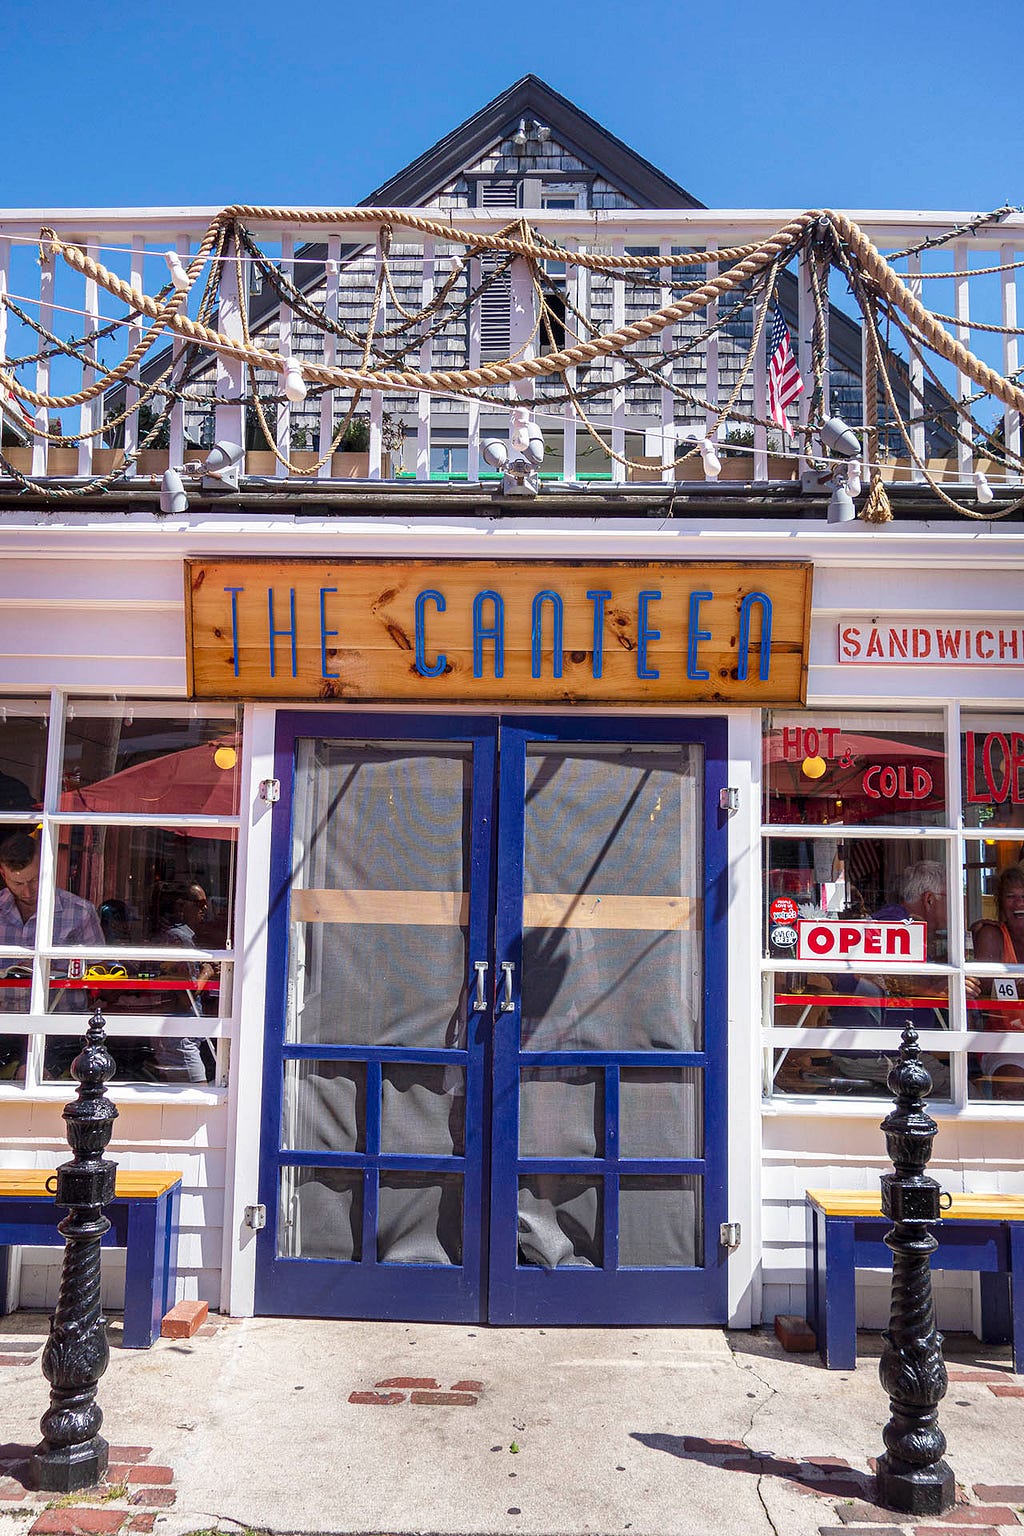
[3,0,1020,213]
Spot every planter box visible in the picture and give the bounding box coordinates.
[627,454,797,483]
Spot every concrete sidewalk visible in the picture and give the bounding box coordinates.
[1,1312,1022,1536]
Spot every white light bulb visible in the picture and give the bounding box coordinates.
[846,462,862,499]
[974,469,994,504]
[510,406,532,452]
[281,355,307,403]
[698,436,721,479]
[164,251,190,292]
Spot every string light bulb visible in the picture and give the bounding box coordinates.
[801,756,827,779]
[164,251,190,293]
[974,469,994,504]
[846,460,862,499]
[281,355,307,403]
[213,745,238,771]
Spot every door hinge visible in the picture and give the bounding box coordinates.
[259,778,281,803]
[720,1221,741,1251]
[245,1204,267,1230]
[719,787,740,815]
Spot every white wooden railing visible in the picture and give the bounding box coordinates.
[0,206,1021,488]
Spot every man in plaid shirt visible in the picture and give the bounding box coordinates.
[0,830,103,1074]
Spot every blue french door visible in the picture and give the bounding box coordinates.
[256,714,727,1325]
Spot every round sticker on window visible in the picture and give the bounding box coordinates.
[770,925,798,947]
[770,897,799,925]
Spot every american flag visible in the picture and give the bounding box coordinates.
[766,305,804,438]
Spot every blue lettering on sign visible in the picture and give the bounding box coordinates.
[586,589,611,678]
[472,590,505,678]
[637,590,661,679]
[268,587,298,679]
[737,591,773,681]
[319,587,339,679]
[531,590,564,679]
[414,589,447,678]
[687,590,714,680]
[223,586,244,677]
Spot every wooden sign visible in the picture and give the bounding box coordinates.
[185,558,812,704]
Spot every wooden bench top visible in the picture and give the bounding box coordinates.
[807,1188,1024,1223]
[0,1170,182,1200]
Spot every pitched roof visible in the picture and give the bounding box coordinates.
[361,75,705,210]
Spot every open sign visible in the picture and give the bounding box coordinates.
[796,919,926,963]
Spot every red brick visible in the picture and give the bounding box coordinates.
[104,1450,152,1465]
[947,1371,1013,1383]
[125,1467,172,1486]
[374,1377,439,1389]
[0,1482,28,1500]
[817,1528,905,1536]
[988,1385,1024,1398]
[409,1390,477,1406]
[807,1457,854,1470]
[450,1379,484,1393]
[913,1512,1020,1526]
[160,1301,208,1340]
[30,1512,128,1535]
[127,1490,175,1510]
[974,1487,1024,1501]
[196,1326,220,1338]
[916,1529,1005,1535]
[348,1390,404,1405]
[682,1437,747,1452]
[129,1519,156,1533]
[773,1314,817,1352]
[0,1355,36,1367]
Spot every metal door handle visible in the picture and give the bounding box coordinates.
[471,960,488,1012]
[499,960,516,1013]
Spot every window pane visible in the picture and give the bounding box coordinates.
[282,1060,365,1152]
[0,705,47,819]
[0,1032,28,1079]
[41,1027,219,1085]
[43,958,228,1020]
[769,973,951,1100]
[54,824,236,949]
[618,1175,702,1267]
[61,713,240,816]
[380,1064,465,1156]
[968,1050,1024,1102]
[377,1173,462,1265]
[764,714,946,827]
[518,1175,601,1268]
[278,1167,362,1260]
[962,717,1024,829]
[619,1067,703,1159]
[764,838,950,961]
[519,1066,602,1157]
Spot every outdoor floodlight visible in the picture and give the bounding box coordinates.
[202,440,245,490]
[164,251,190,293]
[535,123,551,142]
[159,468,189,515]
[697,436,722,480]
[827,472,857,523]
[974,469,994,504]
[281,355,307,403]
[481,407,546,497]
[512,118,529,151]
[819,416,861,459]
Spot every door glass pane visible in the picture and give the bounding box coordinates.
[278,1167,362,1260]
[377,1173,463,1265]
[619,1067,703,1159]
[521,744,703,1051]
[518,1175,602,1268]
[380,1064,465,1156]
[282,1060,365,1152]
[519,1066,603,1156]
[287,740,472,1048]
[618,1175,702,1267]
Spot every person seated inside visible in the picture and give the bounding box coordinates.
[972,862,1024,1100]
[0,829,104,1077]
[148,882,216,1084]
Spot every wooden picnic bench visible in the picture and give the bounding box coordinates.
[805,1188,1024,1372]
[0,1169,181,1349]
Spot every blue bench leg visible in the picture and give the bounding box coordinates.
[806,1205,821,1344]
[122,1189,179,1349]
[821,1218,857,1370]
[1010,1223,1024,1376]
[979,1272,1012,1346]
[0,1244,9,1315]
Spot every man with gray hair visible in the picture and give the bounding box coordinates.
[875,858,948,958]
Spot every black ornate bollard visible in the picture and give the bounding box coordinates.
[29,1007,118,1492]
[874,1022,955,1515]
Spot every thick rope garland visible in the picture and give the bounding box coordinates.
[1,204,1022,518]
